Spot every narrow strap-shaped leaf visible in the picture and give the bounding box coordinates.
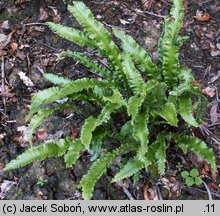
[27,78,114,119]
[122,53,145,95]
[112,158,144,183]
[28,107,55,146]
[157,102,178,126]
[176,135,216,171]
[81,103,122,149]
[80,142,135,200]
[179,94,199,127]
[4,138,74,171]
[47,22,95,48]
[133,110,149,161]
[158,0,184,89]
[68,2,123,75]
[43,73,72,85]
[60,50,111,78]
[64,139,84,167]
[113,27,159,80]
[155,135,167,175]
[127,96,144,119]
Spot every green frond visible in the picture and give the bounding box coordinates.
[64,139,84,167]
[127,96,144,119]
[179,94,199,127]
[47,22,95,48]
[177,135,216,171]
[81,103,122,149]
[122,53,145,95]
[81,116,99,150]
[27,78,114,119]
[112,158,144,183]
[28,107,55,146]
[68,2,123,75]
[157,102,178,126]
[60,50,111,78]
[133,110,149,161]
[81,142,134,200]
[113,28,159,80]
[155,135,167,175]
[43,73,72,85]
[158,0,184,89]
[4,138,73,171]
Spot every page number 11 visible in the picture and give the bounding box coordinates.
[205,204,215,213]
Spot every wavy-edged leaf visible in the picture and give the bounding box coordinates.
[60,50,110,78]
[112,158,144,182]
[47,22,95,48]
[64,139,84,167]
[113,27,159,80]
[157,102,178,126]
[81,103,122,149]
[81,142,134,200]
[155,137,167,175]
[158,0,184,89]
[179,94,199,127]
[81,116,99,150]
[27,78,114,119]
[4,138,73,171]
[28,107,55,146]
[176,135,216,171]
[43,73,72,85]
[133,110,149,161]
[127,96,144,119]
[68,2,123,75]
[122,53,145,95]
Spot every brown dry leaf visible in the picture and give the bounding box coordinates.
[38,7,49,21]
[71,126,78,138]
[15,125,28,147]
[10,42,18,51]
[0,180,16,200]
[202,87,216,97]
[210,103,218,124]
[142,0,154,10]
[36,128,48,141]
[1,20,10,30]
[209,71,220,83]
[52,14,61,22]
[0,50,7,57]
[193,11,211,22]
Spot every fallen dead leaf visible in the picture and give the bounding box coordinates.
[10,42,18,52]
[209,71,220,83]
[36,128,48,141]
[142,0,154,10]
[1,20,10,30]
[71,126,78,138]
[211,50,220,57]
[0,180,16,200]
[38,7,49,21]
[18,71,34,87]
[202,87,216,97]
[193,11,211,22]
[210,103,218,124]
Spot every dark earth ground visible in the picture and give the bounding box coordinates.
[0,0,219,200]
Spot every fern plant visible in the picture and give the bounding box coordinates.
[4,0,216,200]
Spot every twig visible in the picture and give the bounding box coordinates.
[1,56,6,113]
[202,180,213,200]
[207,122,220,128]
[190,187,220,199]
[0,93,15,97]
[25,23,48,26]
[123,187,135,200]
[135,8,165,19]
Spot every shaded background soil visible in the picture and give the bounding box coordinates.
[0,0,219,200]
